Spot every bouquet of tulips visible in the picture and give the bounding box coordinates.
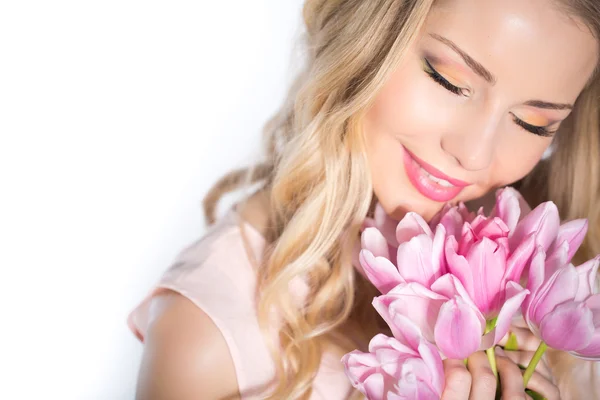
[341,187,600,399]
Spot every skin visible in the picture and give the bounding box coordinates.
[136,0,598,399]
[362,0,598,398]
[365,0,598,222]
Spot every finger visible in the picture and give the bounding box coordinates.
[525,370,561,400]
[496,348,527,399]
[498,326,542,351]
[466,352,497,400]
[500,350,552,380]
[441,359,472,400]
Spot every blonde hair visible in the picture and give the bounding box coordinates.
[202,0,600,398]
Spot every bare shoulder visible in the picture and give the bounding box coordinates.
[135,290,240,400]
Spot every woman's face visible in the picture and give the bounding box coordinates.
[364,0,598,221]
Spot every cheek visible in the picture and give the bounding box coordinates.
[485,135,551,188]
[367,59,455,144]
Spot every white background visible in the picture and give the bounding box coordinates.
[0,1,304,399]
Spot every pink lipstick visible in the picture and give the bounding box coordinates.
[402,146,470,203]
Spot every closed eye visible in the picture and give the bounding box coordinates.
[423,58,465,96]
[511,114,555,137]
[424,58,556,138]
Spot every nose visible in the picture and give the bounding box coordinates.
[440,110,499,171]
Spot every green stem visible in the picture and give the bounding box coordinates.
[485,319,499,378]
[486,346,498,378]
[523,341,548,387]
[504,332,519,351]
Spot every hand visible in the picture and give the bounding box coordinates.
[441,349,560,400]
[498,324,552,380]
[496,347,560,400]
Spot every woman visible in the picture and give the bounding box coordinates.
[129,0,600,398]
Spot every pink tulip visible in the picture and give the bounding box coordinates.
[372,275,526,359]
[443,218,530,319]
[359,210,446,293]
[523,246,600,360]
[496,187,588,265]
[352,202,400,284]
[341,315,444,400]
[356,187,590,360]
[489,186,531,231]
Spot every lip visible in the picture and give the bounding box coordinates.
[402,146,471,203]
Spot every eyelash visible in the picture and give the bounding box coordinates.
[511,115,554,137]
[424,59,464,96]
[423,58,555,138]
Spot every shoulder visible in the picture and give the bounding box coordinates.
[135,290,240,400]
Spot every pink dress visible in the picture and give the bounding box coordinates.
[128,206,355,399]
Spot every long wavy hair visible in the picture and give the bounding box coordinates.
[202,0,600,398]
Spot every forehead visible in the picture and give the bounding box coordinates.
[424,0,598,100]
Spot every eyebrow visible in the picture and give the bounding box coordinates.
[429,33,574,111]
[523,100,573,110]
[430,33,496,84]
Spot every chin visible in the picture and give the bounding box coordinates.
[375,189,446,223]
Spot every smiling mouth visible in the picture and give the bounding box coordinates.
[402,146,471,203]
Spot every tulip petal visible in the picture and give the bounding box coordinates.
[549,219,588,262]
[428,203,452,230]
[492,281,529,344]
[431,274,483,321]
[343,330,446,400]
[362,227,391,259]
[438,207,465,238]
[396,234,435,287]
[466,237,506,316]
[351,238,367,279]
[469,214,487,232]
[587,294,600,324]
[458,202,477,223]
[434,297,482,359]
[570,298,600,359]
[373,283,445,342]
[396,212,433,244]
[492,187,522,232]
[370,333,416,357]
[388,313,423,352]
[505,233,536,283]
[418,339,445,396]
[544,240,569,278]
[378,349,406,376]
[575,257,600,302]
[363,373,386,400]
[531,265,579,324]
[431,275,487,337]
[571,331,600,361]
[476,217,510,241]
[342,349,379,368]
[526,246,547,300]
[431,224,447,276]
[539,301,594,351]
[445,236,475,298]
[480,331,496,351]
[515,188,532,216]
[396,359,441,400]
[510,202,560,252]
[458,223,476,256]
[341,350,378,389]
[359,249,404,294]
[373,203,399,247]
